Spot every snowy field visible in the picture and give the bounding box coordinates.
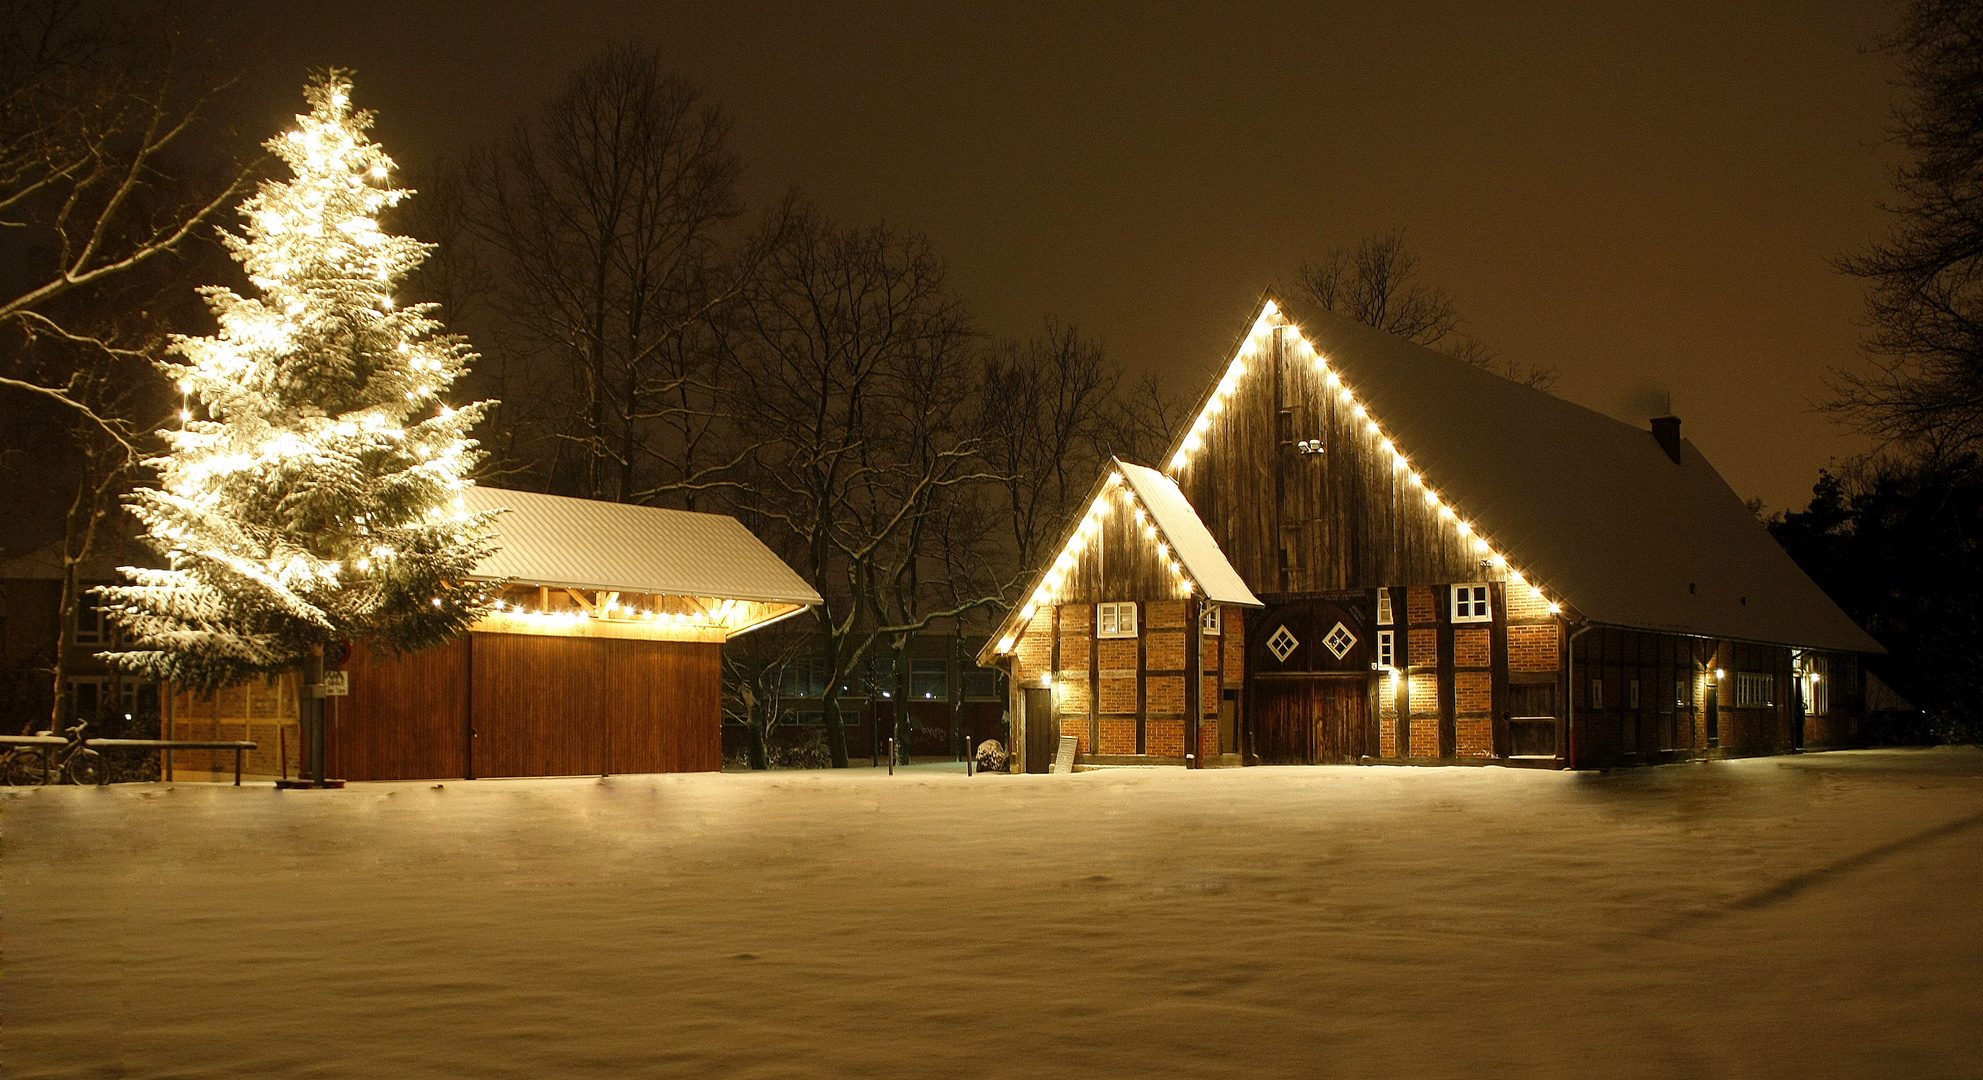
[8,749,1983,1079]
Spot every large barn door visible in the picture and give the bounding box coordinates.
[1314,678,1370,763]
[1251,679,1314,763]
[1254,677,1369,764]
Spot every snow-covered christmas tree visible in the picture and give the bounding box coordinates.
[102,71,497,692]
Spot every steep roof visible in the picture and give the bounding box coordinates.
[1117,460,1261,608]
[462,486,822,607]
[1278,296,1880,654]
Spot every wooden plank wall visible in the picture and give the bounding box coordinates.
[334,638,471,781]
[1047,479,1195,604]
[1170,321,1499,596]
[471,634,722,778]
[334,633,722,780]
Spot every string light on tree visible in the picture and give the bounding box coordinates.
[100,71,498,691]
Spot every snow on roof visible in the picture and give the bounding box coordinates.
[1117,459,1261,609]
[462,486,822,607]
[1280,296,1880,654]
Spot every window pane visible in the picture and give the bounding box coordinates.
[962,668,998,699]
[869,657,896,697]
[911,659,948,700]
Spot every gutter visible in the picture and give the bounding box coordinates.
[1563,619,1594,770]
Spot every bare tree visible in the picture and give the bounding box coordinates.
[0,1,252,729]
[978,318,1120,575]
[1292,229,1556,391]
[1836,0,1983,458]
[720,626,809,769]
[732,205,1000,767]
[464,44,747,504]
[1107,370,1192,467]
[0,0,255,428]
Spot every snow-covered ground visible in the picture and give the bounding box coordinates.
[8,749,1982,1079]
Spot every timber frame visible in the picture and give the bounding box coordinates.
[985,291,1881,772]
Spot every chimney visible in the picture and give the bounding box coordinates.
[1650,415,1681,464]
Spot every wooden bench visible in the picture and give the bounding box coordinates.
[1,735,258,786]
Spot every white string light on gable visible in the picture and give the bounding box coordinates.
[1161,299,1568,621]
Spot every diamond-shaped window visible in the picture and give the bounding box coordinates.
[1322,622,1357,659]
[1266,624,1299,662]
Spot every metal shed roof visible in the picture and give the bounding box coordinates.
[462,486,822,607]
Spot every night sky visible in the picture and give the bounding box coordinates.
[201,0,1903,513]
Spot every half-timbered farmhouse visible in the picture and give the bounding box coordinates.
[167,487,821,781]
[981,294,1882,772]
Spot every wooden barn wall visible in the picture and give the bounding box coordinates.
[1041,480,1194,604]
[334,637,472,781]
[333,633,722,780]
[470,633,722,778]
[1169,322,1500,597]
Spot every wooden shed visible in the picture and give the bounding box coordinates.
[982,293,1882,771]
[326,487,820,780]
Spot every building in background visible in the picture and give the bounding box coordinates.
[983,294,1882,772]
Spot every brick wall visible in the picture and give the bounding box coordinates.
[1222,617,1245,686]
[1014,608,1054,683]
[1409,627,1436,664]
[1097,637,1137,671]
[1456,716,1493,758]
[1409,716,1440,757]
[1454,627,1490,667]
[1506,585,1553,621]
[1508,625,1558,673]
[1407,586,1436,623]
[1146,631,1185,671]
[1146,674,1184,717]
[1146,600,1187,629]
[1456,672,1493,758]
[1146,717,1184,756]
[1099,717,1137,754]
[1098,676,1137,715]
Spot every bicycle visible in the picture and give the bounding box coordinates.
[6,721,108,786]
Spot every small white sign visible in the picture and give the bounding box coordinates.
[322,671,350,697]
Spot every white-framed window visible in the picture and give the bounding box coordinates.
[1377,630,1395,669]
[1451,583,1491,623]
[1589,678,1603,708]
[1676,677,1692,710]
[1097,601,1138,639]
[1376,589,1394,626]
[1201,604,1221,635]
[1628,679,1640,709]
[1734,671,1773,708]
[72,592,107,645]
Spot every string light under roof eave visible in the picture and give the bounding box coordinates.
[1156,300,1572,620]
[995,467,1203,655]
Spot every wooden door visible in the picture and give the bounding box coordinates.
[1507,683,1559,759]
[1023,687,1054,774]
[1313,679,1369,763]
[1251,679,1314,764]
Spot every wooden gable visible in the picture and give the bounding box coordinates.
[1166,296,1535,600]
